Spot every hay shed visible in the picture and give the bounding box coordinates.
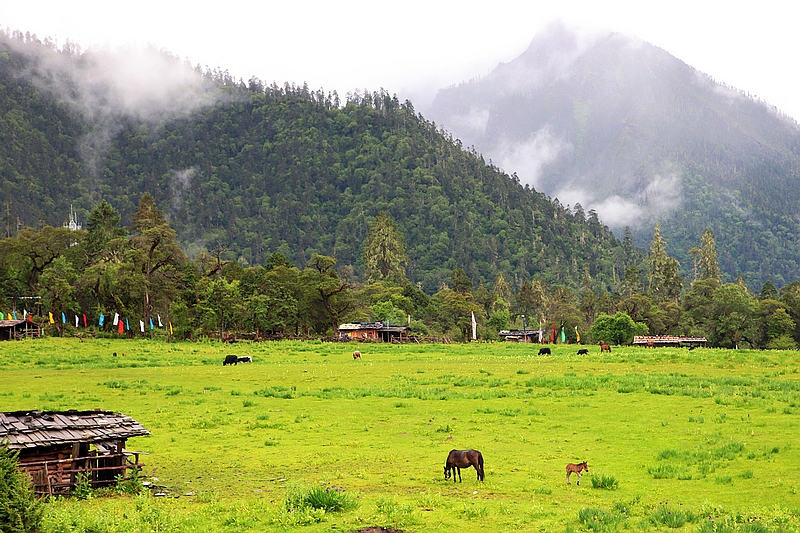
[0,319,41,340]
[0,409,150,495]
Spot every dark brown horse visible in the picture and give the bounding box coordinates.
[444,449,485,482]
[600,341,611,353]
[566,461,588,485]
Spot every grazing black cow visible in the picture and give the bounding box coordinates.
[538,347,551,355]
[577,348,589,355]
[223,355,239,366]
[237,356,252,363]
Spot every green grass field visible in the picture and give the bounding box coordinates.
[2,338,799,532]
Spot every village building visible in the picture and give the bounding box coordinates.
[0,410,150,496]
[338,322,409,342]
[633,335,708,348]
[498,329,544,342]
[0,319,42,341]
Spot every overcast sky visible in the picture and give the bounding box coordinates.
[3,0,799,120]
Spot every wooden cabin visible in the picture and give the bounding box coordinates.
[0,410,150,496]
[0,319,42,340]
[633,335,708,348]
[499,329,544,343]
[339,322,410,342]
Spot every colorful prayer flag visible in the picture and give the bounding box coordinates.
[75,315,79,327]
[99,314,105,326]
[61,312,66,324]
[158,315,163,328]
[118,319,124,334]
[113,313,119,326]
[125,318,130,331]
[140,320,145,333]
[560,326,565,343]
[83,314,87,327]
[149,317,154,330]
[12,311,17,320]
[169,322,173,334]
[575,325,580,343]
[49,312,54,324]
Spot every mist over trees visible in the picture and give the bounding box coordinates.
[427,23,800,290]
[0,28,627,294]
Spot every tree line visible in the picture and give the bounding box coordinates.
[0,198,796,349]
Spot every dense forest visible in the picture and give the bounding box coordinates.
[2,28,800,350]
[0,29,627,293]
[0,201,797,351]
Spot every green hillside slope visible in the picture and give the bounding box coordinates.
[0,31,625,292]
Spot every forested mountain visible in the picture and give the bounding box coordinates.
[0,30,627,293]
[427,23,800,289]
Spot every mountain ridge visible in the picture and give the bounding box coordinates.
[427,23,800,288]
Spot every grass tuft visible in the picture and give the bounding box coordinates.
[590,473,619,490]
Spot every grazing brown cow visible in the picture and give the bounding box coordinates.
[599,341,611,353]
[566,461,588,485]
[353,350,361,360]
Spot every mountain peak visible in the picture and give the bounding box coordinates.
[427,24,800,288]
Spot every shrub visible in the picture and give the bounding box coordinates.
[591,473,619,490]
[578,507,625,531]
[114,467,145,495]
[648,463,677,479]
[767,334,797,350]
[72,472,93,500]
[0,441,43,533]
[285,485,356,513]
[650,503,694,528]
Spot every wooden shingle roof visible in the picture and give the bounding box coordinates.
[0,410,150,449]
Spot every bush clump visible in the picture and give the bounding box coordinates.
[0,441,43,533]
[590,473,619,490]
[285,484,357,513]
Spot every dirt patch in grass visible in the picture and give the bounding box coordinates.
[349,528,405,533]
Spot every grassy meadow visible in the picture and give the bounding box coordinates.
[1,338,799,532]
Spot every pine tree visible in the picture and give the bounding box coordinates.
[363,212,407,283]
[647,224,682,303]
[698,229,722,282]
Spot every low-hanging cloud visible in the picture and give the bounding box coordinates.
[5,36,221,179]
[554,172,683,229]
[170,167,197,214]
[493,125,572,189]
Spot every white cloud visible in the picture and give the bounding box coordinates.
[494,126,572,189]
[553,172,682,229]
[5,38,220,178]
